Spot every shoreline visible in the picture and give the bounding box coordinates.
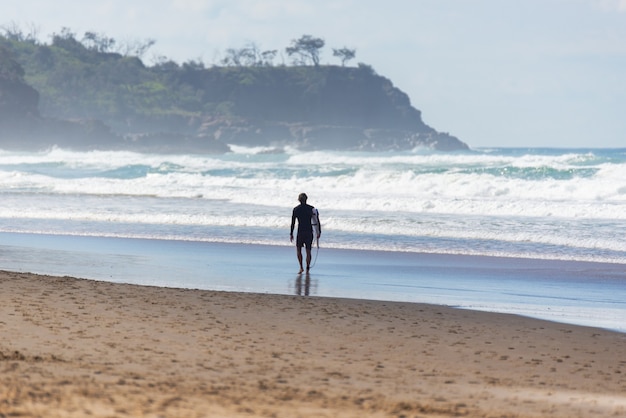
[1,270,625,417]
[1,231,625,333]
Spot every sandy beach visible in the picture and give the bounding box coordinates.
[1,270,625,417]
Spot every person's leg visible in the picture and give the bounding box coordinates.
[305,240,312,271]
[305,247,312,271]
[296,245,304,273]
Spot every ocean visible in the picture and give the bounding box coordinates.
[0,146,624,331]
[1,146,625,262]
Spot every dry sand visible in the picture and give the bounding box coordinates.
[0,270,625,417]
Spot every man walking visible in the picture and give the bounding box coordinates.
[290,193,321,273]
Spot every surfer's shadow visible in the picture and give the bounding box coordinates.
[291,273,318,296]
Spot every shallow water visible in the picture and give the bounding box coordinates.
[2,232,624,333]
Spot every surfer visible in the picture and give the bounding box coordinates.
[290,193,321,273]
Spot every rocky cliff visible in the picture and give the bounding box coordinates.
[186,66,467,152]
[2,38,468,153]
[0,46,124,150]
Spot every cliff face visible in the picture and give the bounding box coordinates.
[0,46,126,150]
[0,54,40,143]
[125,66,469,152]
[0,50,42,148]
[0,74,125,151]
[0,76,39,119]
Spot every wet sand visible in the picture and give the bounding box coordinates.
[3,233,625,333]
[1,270,625,417]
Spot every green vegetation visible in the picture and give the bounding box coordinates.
[0,44,26,81]
[0,26,468,152]
[0,29,365,131]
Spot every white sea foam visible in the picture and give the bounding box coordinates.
[0,147,625,262]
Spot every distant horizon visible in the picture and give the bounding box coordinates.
[469,145,626,150]
[4,0,626,148]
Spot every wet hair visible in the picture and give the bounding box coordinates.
[298,193,308,203]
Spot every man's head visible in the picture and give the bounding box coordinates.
[298,193,308,204]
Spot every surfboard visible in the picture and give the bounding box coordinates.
[311,208,321,241]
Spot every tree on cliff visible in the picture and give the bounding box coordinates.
[0,21,40,44]
[221,42,278,67]
[333,47,356,66]
[286,35,325,66]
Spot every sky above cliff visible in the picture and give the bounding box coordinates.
[4,0,626,148]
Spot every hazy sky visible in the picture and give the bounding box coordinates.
[4,0,626,148]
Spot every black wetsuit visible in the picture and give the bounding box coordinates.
[291,203,315,249]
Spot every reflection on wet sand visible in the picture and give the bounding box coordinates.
[293,273,317,296]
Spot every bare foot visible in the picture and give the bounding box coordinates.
[298,268,304,274]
